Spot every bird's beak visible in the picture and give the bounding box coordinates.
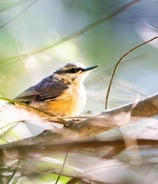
[83,65,99,72]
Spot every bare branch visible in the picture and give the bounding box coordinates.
[0,92,158,155]
[105,36,158,109]
[1,137,158,161]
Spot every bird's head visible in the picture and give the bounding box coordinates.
[54,62,98,84]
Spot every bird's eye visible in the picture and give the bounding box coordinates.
[69,68,81,73]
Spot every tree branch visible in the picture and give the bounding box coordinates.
[0,92,158,152]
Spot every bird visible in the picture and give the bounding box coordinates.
[14,62,98,117]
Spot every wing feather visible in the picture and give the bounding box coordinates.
[15,75,68,102]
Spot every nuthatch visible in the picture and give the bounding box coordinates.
[15,63,98,117]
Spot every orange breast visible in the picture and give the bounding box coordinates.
[30,83,86,117]
[45,98,77,117]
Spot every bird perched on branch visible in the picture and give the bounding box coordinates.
[15,63,98,117]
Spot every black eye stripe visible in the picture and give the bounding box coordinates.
[55,67,84,74]
[67,68,81,73]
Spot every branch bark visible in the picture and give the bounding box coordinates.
[1,93,158,150]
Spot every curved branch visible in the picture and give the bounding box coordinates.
[105,36,158,109]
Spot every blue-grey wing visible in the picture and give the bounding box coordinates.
[15,75,68,102]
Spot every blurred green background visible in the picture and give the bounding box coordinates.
[1,1,158,183]
[0,0,158,114]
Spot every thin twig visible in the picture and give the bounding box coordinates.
[105,36,158,109]
[55,151,69,184]
[6,160,21,184]
[0,96,15,103]
[0,0,38,30]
